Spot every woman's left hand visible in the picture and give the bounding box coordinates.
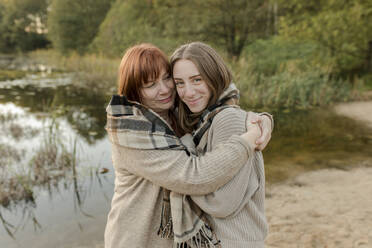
[247,113,273,151]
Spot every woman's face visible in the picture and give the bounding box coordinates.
[140,68,176,113]
[173,59,211,113]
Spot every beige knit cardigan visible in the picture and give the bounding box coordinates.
[191,107,268,248]
[104,121,254,248]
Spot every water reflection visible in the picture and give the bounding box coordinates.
[0,82,109,143]
[0,74,114,247]
[263,108,372,183]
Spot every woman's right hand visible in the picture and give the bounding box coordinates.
[240,123,262,150]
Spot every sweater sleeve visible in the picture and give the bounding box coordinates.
[190,109,258,218]
[109,132,252,195]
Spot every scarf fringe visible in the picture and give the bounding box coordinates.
[158,217,174,239]
[174,224,221,248]
[158,196,173,239]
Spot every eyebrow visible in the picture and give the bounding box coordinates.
[173,74,201,80]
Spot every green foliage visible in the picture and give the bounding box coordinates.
[242,37,323,76]
[91,0,271,58]
[47,0,114,54]
[361,73,372,90]
[187,0,269,58]
[0,69,27,81]
[91,0,181,57]
[234,39,352,110]
[279,0,372,73]
[0,0,49,53]
[237,70,351,110]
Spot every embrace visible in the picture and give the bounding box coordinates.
[104,42,273,248]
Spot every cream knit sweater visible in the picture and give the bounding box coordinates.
[104,122,254,247]
[191,107,268,248]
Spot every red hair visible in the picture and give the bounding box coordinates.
[118,43,171,102]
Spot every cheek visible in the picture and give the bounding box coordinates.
[141,89,155,103]
[176,88,185,99]
[202,84,212,98]
[167,80,175,89]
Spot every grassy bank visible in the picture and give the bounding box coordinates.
[28,38,370,111]
[29,50,120,93]
[0,70,27,81]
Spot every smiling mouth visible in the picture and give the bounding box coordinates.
[186,98,201,105]
[159,95,172,103]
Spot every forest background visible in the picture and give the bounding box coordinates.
[0,0,372,111]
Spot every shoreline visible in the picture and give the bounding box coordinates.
[265,100,372,247]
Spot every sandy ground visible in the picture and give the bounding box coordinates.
[334,101,372,128]
[265,101,372,248]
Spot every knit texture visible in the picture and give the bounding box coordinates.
[191,107,268,248]
[104,114,253,247]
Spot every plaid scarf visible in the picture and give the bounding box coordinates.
[160,83,240,248]
[193,83,240,147]
[106,95,186,151]
[105,83,239,248]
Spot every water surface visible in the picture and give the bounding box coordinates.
[1,70,371,247]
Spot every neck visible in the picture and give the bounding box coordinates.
[156,110,171,124]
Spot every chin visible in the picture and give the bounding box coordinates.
[188,106,203,113]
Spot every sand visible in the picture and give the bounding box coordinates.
[265,101,372,247]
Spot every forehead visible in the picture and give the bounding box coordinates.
[147,67,168,81]
[173,59,200,78]
[144,62,169,82]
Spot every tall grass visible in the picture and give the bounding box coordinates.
[0,109,81,207]
[233,38,356,111]
[29,49,120,92]
[236,68,352,111]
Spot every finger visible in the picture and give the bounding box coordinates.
[251,116,263,124]
[256,136,264,145]
[250,115,259,124]
[256,144,263,151]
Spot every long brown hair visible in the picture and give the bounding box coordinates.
[170,42,233,133]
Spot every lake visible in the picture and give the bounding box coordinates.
[1,67,371,247]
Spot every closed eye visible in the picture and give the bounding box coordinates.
[163,74,171,80]
[174,81,184,87]
[143,81,156,88]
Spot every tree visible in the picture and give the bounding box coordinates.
[0,0,49,53]
[92,0,271,59]
[47,0,114,54]
[190,0,269,59]
[152,0,270,59]
[279,0,372,73]
[91,0,183,57]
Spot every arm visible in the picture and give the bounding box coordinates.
[109,131,253,195]
[191,109,261,218]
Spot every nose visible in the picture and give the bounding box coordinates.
[184,83,195,98]
[158,80,171,94]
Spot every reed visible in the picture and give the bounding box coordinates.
[29,49,119,92]
[233,56,352,111]
[0,70,27,81]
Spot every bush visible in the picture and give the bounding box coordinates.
[234,38,352,110]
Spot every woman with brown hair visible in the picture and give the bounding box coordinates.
[170,42,269,247]
[104,43,272,248]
